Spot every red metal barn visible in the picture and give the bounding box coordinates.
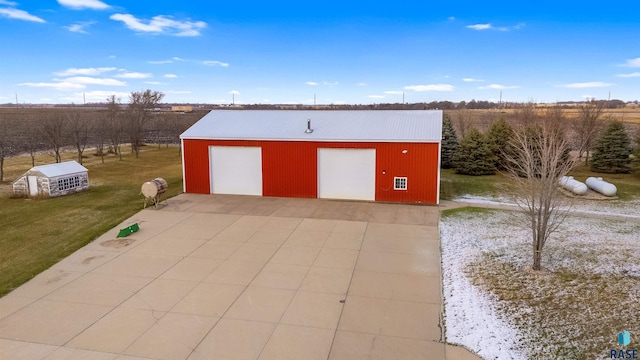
[180,110,443,205]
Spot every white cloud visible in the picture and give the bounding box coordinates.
[144,81,165,85]
[165,90,191,94]
[323,81,338,86]
[306,81,318,86]
[404,84,454,92]
[617,72,640,78]
[148,60,173,64]
[115,72,152,79]
[55,67,116,76]
[64,21,94,33]
[62,76,127,86]
[463,78,484,82]
[57,0,110,10]
[229,90,240,95]
[467,23,491,30]
[368,95,384,99]
[0,1,18,6]
[448,16,456,21]
[621,57,640,68]
[384,91,403,95]
[203,60,229,67]
[18,82,85,90]
[557,82,613,89]
[356,82,367,87]
[478,84,520,90]
[0,8,46,23]
[110,13,206,37]
[467,22,524,32]
[164,74,178,78]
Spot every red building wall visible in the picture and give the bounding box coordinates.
[182,139,440,204]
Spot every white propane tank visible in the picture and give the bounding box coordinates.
[559,176,588,195]
[141,178,168,208]
[586,177,617,197]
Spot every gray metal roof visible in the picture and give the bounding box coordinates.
[180,110,443,143]
[32,161,88,178]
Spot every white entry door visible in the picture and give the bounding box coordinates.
[317,148,376,201]
[209,146,263,195]
[27,176,38,196]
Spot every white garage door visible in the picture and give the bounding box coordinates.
[209,146,263,195]
[318,148,376,201]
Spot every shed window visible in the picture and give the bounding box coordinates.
[58,176,81,191]
[394,177,407,190]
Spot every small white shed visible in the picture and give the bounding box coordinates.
[12,161,89,198]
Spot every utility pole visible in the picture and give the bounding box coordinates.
[232,93,235,105]
[15,93,18,109]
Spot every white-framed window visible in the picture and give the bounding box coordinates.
[57,176,81,191]
[394,177,407,191]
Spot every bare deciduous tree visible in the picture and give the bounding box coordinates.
[453,109,473,138]
[573,100,605,165]
[0,116,15,181]
[503,107,575,271]
[66,109,92,165]
[126,90,164,157]
[513,101,538,127]
[106,95,124,160]
[40,113,67,163]
[21,125,43,167]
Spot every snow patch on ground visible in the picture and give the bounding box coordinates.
[441,213,530,360]
[441,209,640,359]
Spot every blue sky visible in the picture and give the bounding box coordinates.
[1,0,638,105]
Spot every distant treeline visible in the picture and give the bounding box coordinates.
[1,98,633,111]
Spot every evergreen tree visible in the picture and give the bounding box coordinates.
[440,114,459,169]
[590,120,633,173]
[486,118,514,170]
[453,128,497,175]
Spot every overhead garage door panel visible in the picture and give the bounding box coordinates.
[210,146,263,195]
[318,148,376,201]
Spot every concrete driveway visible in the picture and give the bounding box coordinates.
[0,194,479,360]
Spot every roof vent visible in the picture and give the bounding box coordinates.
[305,119,314,133]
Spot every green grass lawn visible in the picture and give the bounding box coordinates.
[439,163,640,201]
[439,168,511,200]
[0,145,183,297]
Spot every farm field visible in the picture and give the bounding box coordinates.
[0,145,183,297]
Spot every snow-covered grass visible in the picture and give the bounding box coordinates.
[441,207,640,359]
